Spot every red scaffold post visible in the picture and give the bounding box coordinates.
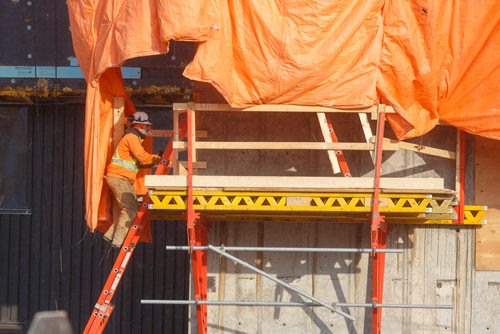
[454,130,466,224]
[186,109,208,334]
[371,107,387,334]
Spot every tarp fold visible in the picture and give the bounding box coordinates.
[67,0,500,231]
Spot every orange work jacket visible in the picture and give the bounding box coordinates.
[106,128,157,183]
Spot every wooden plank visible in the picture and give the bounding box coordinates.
[113,97,126,227]
[178,161,207,169]
[316,113,341,174]
[146,175,445,191]
[113,97,126,141]
[173,103,396,114]
[383,138,456,159]
[173,110,185,175]
[173,141,400,151]
[475,136,500,270]
[149,129,208,138]
[358,113,374,160]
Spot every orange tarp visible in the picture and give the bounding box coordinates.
[67,0,500,231]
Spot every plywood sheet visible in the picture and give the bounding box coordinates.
[475,137,500,270]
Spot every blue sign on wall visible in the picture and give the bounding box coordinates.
[0,66,141,79]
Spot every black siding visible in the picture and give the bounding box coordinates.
[0,104,189,333]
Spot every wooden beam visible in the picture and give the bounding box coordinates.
[173,110,184,175]
[383,138,456,159]
[178,161,207,169]
[112,96,126,227]
[113,97,126,145]
[475,136,499,270]
[358,113,375,160]
[149,129,208,138]
[146,175,445,191]
[316,113,341,174]
[173,103,396,114]
[173,141,400,151]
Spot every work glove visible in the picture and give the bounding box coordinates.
[152,155,161,164]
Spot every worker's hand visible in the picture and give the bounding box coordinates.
[152,155,161,164]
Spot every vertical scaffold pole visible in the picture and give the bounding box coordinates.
[371,105,387,334]
[186,108,208,334]
[454,130,466,224]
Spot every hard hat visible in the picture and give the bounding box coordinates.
[131,111,152,125]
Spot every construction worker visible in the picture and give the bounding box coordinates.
[103,111,162,248]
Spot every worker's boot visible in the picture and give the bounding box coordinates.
[111,215,134,248]
[111,225,130,248]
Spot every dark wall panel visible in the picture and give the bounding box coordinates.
[0,104,188,333]
[0,107,29,212]
[0,2,194,96]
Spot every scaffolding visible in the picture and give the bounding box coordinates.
[84,102,486,334]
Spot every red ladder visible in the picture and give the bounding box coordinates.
[83,116,187,334]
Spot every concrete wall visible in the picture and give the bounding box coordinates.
[187,109,500,333]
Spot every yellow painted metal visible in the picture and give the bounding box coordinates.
[148,190,486,225]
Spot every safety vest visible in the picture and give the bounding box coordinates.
[107,128,157,183]
[110,151,139,173]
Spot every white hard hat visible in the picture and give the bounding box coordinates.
[131,111,152,125]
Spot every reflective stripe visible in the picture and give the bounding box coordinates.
[111,158,138,173]
[111,151,138,173]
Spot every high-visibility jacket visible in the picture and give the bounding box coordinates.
[107,128,158,183]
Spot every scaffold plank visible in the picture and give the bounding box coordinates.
[173,103,396,114]
[173,141,401,151]
[146,175,446,191]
